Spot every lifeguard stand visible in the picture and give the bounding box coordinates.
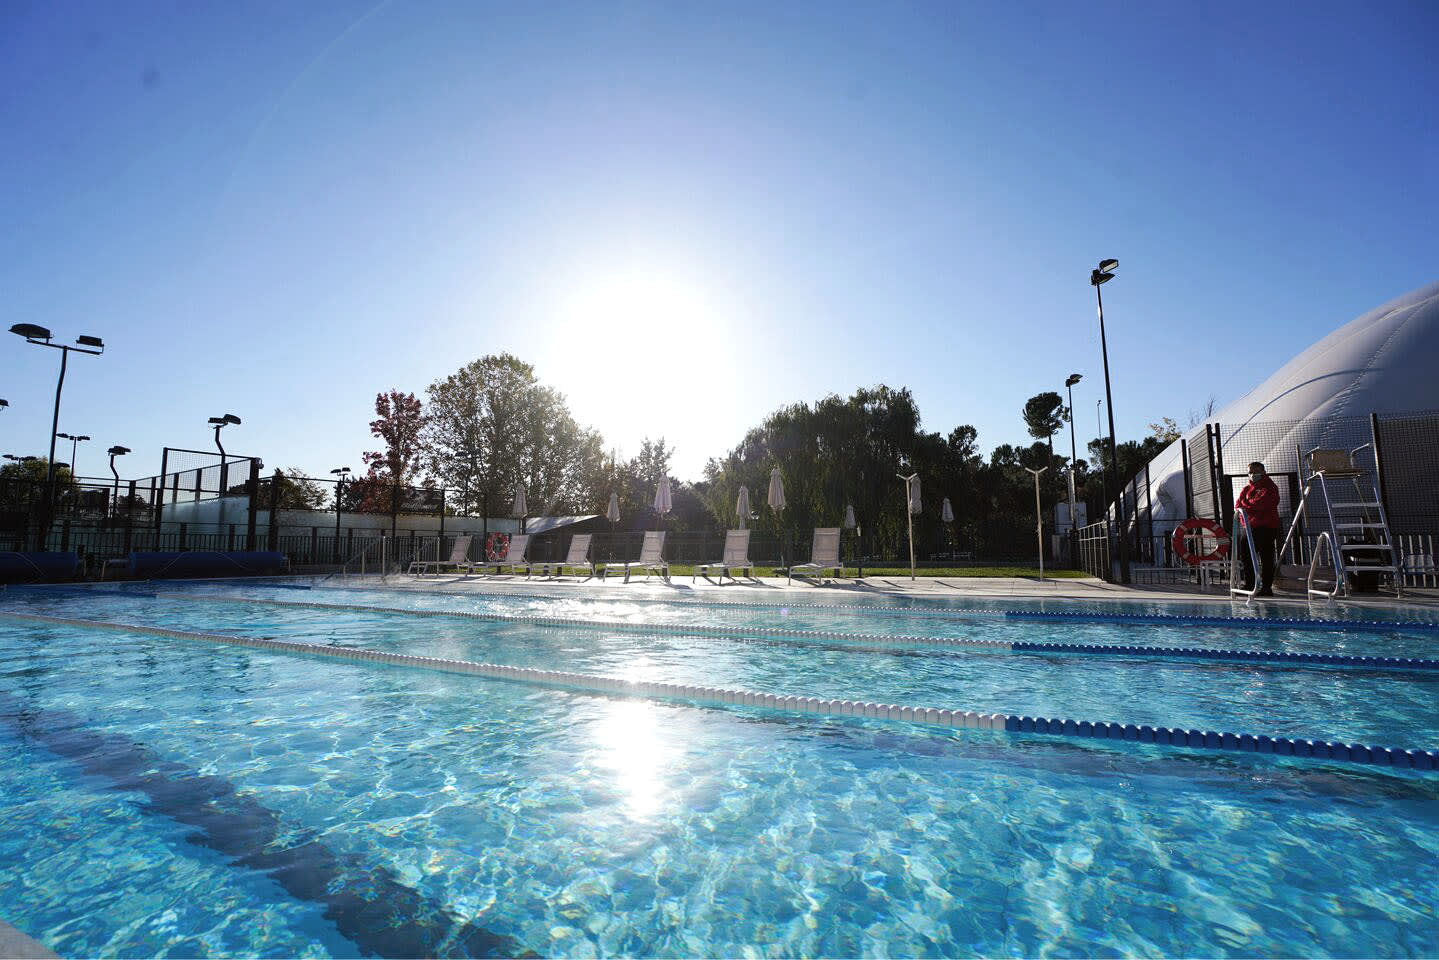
[1279,446,1402,598]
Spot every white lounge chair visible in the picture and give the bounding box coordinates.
[540,533,595,580]
[694,529,754,584]
[604,531,669,582]
[408,535,472,578]
[788,527,843,585]
[467,534,533,577]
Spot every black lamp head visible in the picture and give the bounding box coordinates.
[0,399,8,408]
[77,435,91,442]
[1091,269,1115,286]
[223,414,241,425]
[1065,373,1083,387]
[10,323,52,341]
[108,445,131,456]
[76,335,104,349]
[208,417,227,425]
[1097,258,1118,273]
[330,467,351,476]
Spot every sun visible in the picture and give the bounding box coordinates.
[540,260,742,464]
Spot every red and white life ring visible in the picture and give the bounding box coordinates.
[1172,517,1230,566]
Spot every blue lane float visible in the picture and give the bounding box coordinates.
[1003,609,1439,633]
[2,609,1433,773]
[120,551,287,580]
[0,552,81,584]
[1013,640,1439,672]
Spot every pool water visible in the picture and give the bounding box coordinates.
[1,580,1436,957]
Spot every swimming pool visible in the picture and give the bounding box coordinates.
[2,580,1436,957]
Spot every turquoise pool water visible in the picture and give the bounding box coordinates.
[1,580,1436,957]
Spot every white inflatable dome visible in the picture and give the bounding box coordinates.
[1140,280,1439,526]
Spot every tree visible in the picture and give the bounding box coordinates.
[273,469,331,510]
[355,390,425,514]
[423,354,606,519]
[1022,391,1067,458]
[232,469,330,510]
[1148,417,1181,445]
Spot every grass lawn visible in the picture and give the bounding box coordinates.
[646,564,1092,579]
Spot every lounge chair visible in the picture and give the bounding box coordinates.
[788,527,844,585]
[408,535,472,577]
[603,531,669,582]
[694,529,755,584]
[540,533,595,580]
[467,534,533,577]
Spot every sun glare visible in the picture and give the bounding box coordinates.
[588,698,676,821]
[541,260,743,468]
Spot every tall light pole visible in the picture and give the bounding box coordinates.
[208,414,241,494]
[208,414,241,458]
[10,324,105,550]
[1090,260,1130,583]
[1024,465,1048,581]
[330,467,351,562]
[1064,374,1082,533]
[108,445,131,517]
[56,432,90,477]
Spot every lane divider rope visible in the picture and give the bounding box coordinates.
[153,592,1003,650]
[5,609,1434,773]
[328,579,1439,633]
[152,592,1439,674]
[1004,610,1439,633]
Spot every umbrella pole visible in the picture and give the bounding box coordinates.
[907,497,916,582]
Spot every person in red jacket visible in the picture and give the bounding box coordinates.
[1235,460,1281,596]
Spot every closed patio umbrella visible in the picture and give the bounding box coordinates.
[607,492,620,525]
[941,498,953,523]
[768,468,787,567]
[653,477,672,529]
[767,468,785,513]
[511,484,527,532]
[898,471,920,581]
[736,485,751,529]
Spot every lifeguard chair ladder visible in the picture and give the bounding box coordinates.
[1278,446,1403,598]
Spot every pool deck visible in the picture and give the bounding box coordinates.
[383,572,1439,613]
[0,921,57,960]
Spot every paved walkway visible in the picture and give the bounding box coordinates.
[385,572,1439,614]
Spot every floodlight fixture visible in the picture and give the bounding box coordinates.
[10,323,52,341]
[1065,373,1083,387]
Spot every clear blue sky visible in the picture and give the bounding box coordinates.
[2,0,1435,482]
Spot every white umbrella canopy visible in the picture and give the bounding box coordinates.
[843,504,856,530]
[735,486,751,528]
[606,492,620,524]
[653,477,673,515]
[907,476,922,515]
[511,485,527,518]
[767,468,786,513]
[941,497,954,523]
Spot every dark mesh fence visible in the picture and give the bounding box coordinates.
[1374,412,1439,532]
